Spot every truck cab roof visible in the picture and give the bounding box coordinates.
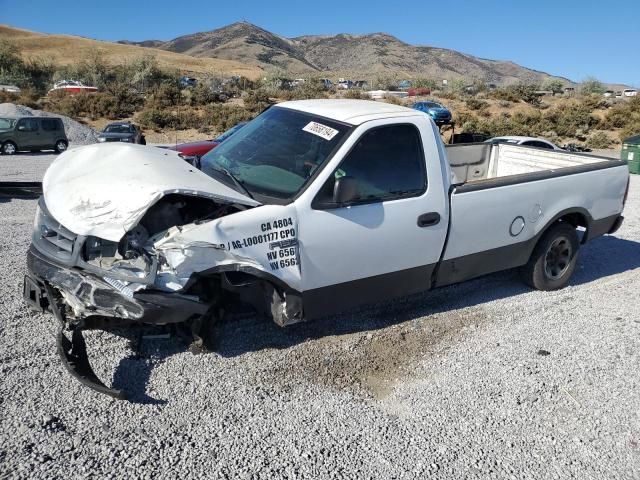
[277,99,420,125]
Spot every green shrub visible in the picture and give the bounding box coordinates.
[490,84,541,105]
[280,79,328,100]
[145,82,181,109]
[585,132,613,149]
[137,107,182,130]
[243,89,273,113]
[382,94,403,105]
[203,104,256,132]
[343,89,368,100]
[580,77,605,95]
[465,98,488,111]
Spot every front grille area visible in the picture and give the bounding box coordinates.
[33,199,79,264]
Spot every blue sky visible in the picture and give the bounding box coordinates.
[1,0,637,86]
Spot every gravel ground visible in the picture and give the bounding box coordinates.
[1,154,639,479]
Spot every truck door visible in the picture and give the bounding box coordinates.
[14,118,41,149]
[296,119,449,318]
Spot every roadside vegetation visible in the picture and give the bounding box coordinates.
[1,38,638,144]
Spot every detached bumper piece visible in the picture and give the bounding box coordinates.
[25,246,211,400]
[28,279,126,400]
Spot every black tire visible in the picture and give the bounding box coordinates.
[54,140,68,153]
[520,222,580,291]
[139,135,146,145]
[1,141,17,155]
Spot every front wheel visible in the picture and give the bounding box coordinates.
[520,222,580,291]
[55,140,68,153]
[1,141,17,155]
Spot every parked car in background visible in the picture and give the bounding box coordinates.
[179,76,197,88]
[167,122,248,160]
[623,89,638,97]
[97,122,146,144]
[48,80,98,95]
[0,84,21,94]
[407,87,431,97]
[412,101,452,125]
[603,90,614,98]
[319,78,333,89]
[485,136,562,150]
[0,117,68,154]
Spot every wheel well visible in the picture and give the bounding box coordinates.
[552,211,590,244]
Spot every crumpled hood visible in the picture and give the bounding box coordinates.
[43,143,260,242]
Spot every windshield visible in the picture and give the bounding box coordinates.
[424,102,442,108]
[214,122,246,143]
[104,124,132,134]
[0,118,16,130]
[201,107,350,201]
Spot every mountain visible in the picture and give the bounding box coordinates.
[126,22,571,85]
[0,25,262,79]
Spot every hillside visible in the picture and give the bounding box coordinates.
[128,21,571,85]
[0,25,262,79]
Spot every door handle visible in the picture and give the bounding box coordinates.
[417,212,440,227]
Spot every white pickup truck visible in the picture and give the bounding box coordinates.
[25,100,629,398]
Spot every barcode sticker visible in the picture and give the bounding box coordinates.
[302,121,339,141]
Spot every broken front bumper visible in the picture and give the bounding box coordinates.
[26,245,208,324]
[25,245,213,400]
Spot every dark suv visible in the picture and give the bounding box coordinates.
[97,122,146,145]
[0,117,68,155]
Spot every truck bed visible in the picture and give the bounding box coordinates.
[445,143,611,185]
[437,142,628,287]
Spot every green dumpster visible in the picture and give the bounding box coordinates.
[622,135,640,174]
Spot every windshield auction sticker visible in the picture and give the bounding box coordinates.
[302,121,339,141]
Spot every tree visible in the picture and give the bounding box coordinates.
[580,77,605,95]
[0,40,23,73]
[542,79,565,95]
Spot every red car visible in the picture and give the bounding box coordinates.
[167,122,247,158]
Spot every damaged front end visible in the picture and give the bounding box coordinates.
[25,145,304,399]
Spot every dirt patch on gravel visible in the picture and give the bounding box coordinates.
[259,306,489,399]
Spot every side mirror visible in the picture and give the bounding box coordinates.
[179,154,201,169]
[333,176,359,205]
[17,125,26,131]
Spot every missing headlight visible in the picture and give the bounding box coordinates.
[83,236,118,261]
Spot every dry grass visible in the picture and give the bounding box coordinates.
[0,25,263,79]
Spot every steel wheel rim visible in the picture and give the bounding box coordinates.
[57,141,67,151]
[4,143,15,154]
[544,236,572,280]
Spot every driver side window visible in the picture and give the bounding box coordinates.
[315,124,427,207]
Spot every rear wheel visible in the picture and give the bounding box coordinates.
[2,141,17,155]
[55,140,68,153]
[521,222,579,291]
